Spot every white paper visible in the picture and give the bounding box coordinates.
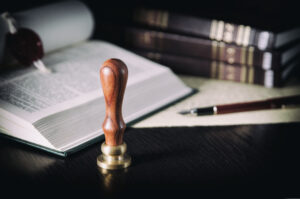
[133,75,300,127]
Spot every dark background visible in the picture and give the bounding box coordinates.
[2,0,300,54]
[1,124,300,198]
[1,1,300,198]
[1,0,300,32]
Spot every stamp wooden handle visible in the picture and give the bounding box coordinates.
[100,59,128,146]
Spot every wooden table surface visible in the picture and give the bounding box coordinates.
[1,123,300,198]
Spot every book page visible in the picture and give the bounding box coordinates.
[133,76,300,127]
[0,41,167,123]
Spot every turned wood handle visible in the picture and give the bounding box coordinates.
[100,59,128,146]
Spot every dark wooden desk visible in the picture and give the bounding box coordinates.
[1,123,300,198]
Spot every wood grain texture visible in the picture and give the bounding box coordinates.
[1,123,300,198]
[100,59,128,146]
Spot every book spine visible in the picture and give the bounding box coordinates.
[135,51,279,87]
[133,8,275,50]
[125,29,280,70]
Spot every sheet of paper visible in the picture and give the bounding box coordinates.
[133,75,300,127]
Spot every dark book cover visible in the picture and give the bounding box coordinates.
[134,50,293,87]
[125,28,300,70]
[132,7,300,50]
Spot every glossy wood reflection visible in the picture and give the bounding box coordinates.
[1,123,300,198]
[100,59,128,146]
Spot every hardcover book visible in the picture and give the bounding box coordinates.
[133,8,300,50]
[136,51,299,88]
[125,28,300,70]
[0,1,192,156]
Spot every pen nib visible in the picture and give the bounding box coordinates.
[33,59,52,74]
[178,106,215,116]
[178,109,192,115]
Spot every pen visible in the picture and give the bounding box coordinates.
[178,95,300,116]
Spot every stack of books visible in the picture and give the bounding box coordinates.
[123,8,300,87]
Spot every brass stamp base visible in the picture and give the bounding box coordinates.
[97,142,131,170]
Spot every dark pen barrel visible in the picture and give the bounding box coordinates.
[196,106,215,115]
[216,95,300,114]
[270,95,300,106]
[216,100,272,114]
[179,95,300,116]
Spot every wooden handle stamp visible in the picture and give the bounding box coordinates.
[97,59,131,170]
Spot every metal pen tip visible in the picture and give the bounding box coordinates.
[178,108,199,115]
[178,106,215,116]
[178,109,192,115]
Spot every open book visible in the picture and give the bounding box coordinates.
[0,1,192,156]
